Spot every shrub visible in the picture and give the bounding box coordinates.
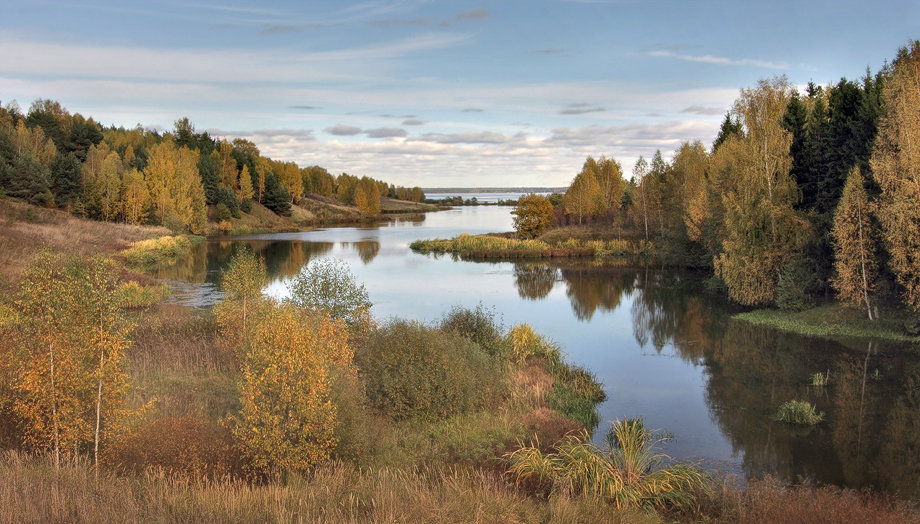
[286,257,371,332]
[439,304,509,359]
[358,319,504,420]
[216,202,233,221]
[106,416,240,478]
[776,400,824,425]
[218,219,232,234]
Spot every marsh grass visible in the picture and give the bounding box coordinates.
[0,451,650,523]
[735,305,920,343]
[776,400,824,425]
[410,234,650,260]
[119,235,197,270]
[115,281,170,309]
[810,370,830,387]
[507,418,709,511]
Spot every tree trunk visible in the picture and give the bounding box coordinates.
[49,341,60,469]
[856,202,874,320]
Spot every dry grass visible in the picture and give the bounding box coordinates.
[5,452,916,523]
[126,304,235,420]
[706,476,920,523]
[0,451,652,523]
[0,199,168,288]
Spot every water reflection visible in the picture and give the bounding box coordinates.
[159,218,920,497]
[509,260,920,497]
[513,263,558,300]
[346,241,380,265]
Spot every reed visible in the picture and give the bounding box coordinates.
[507,418,709,511]
[776,400,824,425]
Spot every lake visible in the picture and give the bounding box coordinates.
[159,205,920,498]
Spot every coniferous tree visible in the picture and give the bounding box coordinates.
[263,173,292,216]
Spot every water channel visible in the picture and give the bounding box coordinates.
[157,205,920,498]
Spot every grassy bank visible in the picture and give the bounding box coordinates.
[734,304,920,344]
[411,233,649,260]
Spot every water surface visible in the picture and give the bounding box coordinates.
[160,206,920,498]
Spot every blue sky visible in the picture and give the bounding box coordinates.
[2,1,917,187]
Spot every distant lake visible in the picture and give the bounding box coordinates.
[160,206,920,498]
[426,192,549,203]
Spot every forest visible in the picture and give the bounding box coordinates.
[0,104,426,233]
[550,42,920,321]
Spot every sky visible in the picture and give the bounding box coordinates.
[2,1,917,188]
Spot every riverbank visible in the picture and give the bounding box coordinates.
[734,304,920,344]
[210,195,439,235]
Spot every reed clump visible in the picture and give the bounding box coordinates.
[508,418,709,511]
[776,400,824,425]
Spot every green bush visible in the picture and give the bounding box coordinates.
[439,304,510,360]
[216,202,233,222]
[358,319,504,420]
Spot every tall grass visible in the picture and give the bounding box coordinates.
[776,400,824,425]
[119,235,196,270]
[411,233,650,260]
[0,451,648,523]
[507,418,709,510]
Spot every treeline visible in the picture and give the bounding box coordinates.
[559,42,920,315]
[0,102,425,233]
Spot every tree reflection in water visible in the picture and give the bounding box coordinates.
[510,260,920,498]
[513,263,558,300]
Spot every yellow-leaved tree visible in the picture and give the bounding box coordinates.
[871,41,920,311]
[512,193,554,239]
[564,169,600,224]
[215,248,267,361]
[832,167,878,319]
[144,137,207,233]
[10,252,130,469]
[230,302,353,475]
[713,76,808,306]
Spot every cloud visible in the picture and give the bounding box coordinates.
[560,103,606,115]
[461,108,484,113]
[260,25,301,35]
[648,49,787,70]
[680,105,725,116]
[453,9,490,21]
[0,32,470,85]
[532,49,567,55]
[413,131,514,144]
[364,127,407,138]
[325,124,362,136]
[402,119,427,125]
[368,18,432,28]
[209,128,316,141]
[290,105,320,110]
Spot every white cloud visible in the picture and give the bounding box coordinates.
[649,49,787,70]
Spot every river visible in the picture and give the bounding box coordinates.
[157,205,920,498]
